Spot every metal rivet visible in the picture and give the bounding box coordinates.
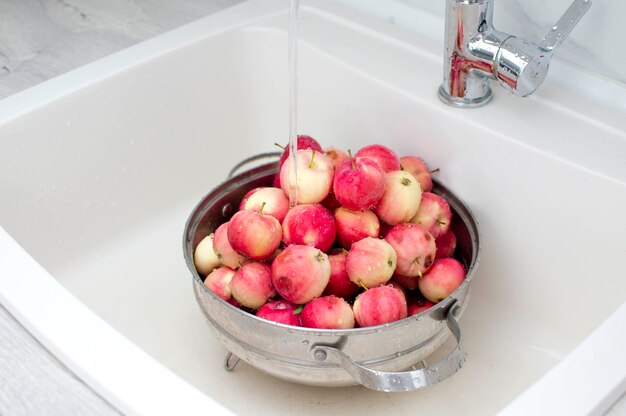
[314,349,327,361]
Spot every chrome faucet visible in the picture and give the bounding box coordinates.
[438,0,591,108]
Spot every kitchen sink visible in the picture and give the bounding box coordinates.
[1,0,624,415]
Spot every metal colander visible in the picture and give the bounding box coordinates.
[182,155,480,392]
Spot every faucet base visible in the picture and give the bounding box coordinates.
[437,85,493,109]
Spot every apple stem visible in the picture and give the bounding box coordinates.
[309,149,316,169]
[436,220,447,225]
[293,304,304,315]
[274,142,286,150]
[357,279,369,291]
[347,149,356,170]
[259,202,267,215]
[430,168,440,174]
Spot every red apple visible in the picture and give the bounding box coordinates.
[384,223,436,277]
[271,245,331,304]
[334,207,380,249]
[346,237,397,288]
[355,144,401,173]
[239,187,289,223]
[419,258,466,303]
[230,262,275,309]
[227,209,282,261]
[400,156,433,192]
[204,266,236,302]
[282,204,336,252]
[323,250,360,299]
[277,135,323,168]
[272,172,281,188]
[280,149,334,204]
[301,296,355,329]
[353,285,408,327]
[333,156,385,211]
[374,170,422,225]
[410,192,452,238]
[194,233,221,275]
[213,222,246,269]
[256,300,302,326]
[435,230,457,258]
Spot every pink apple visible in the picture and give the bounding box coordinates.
[239,187,289,223]
[271,245,331,304]
[355,144,401,173]
[346,237,397,288]
[277,135,324,168]
[280,149,334,204]
[418,258,466,303]
[410,192,452,238]
[213,222,246,269]
[194,233,221,276]
[408,298,435,316]
[400,156,433,192]
[324,147,349,170]
[256,299,301,326]
[353,285,408,327]
[227,209,282,261]
[323,250,360,299]
[204,266,236,302]
[282,204,336,252]
[384,223,436,277]
[374,170,422,225]
[334,207,380,249]
[230,262,275,309]
[435,230,457,258]
[333,156,385,211]
[301,296,355,329]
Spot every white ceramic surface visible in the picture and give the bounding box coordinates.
[0,0,625,415]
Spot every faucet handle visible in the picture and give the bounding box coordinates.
[540,0,592,53]
[494,0,592,97]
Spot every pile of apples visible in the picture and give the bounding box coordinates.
[193,136,466,329]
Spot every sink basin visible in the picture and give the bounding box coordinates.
[1,0,625,414]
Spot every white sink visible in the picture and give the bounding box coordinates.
[1,0,625,415]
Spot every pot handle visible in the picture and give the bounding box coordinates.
[227,152,282,179]
[311,301,466,392]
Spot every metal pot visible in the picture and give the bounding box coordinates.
[182,155,481,392]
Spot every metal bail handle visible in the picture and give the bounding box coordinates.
[227,152,282,179]
[313,301,466,392]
